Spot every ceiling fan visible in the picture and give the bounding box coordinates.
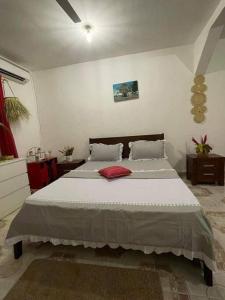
[56,0,81,23]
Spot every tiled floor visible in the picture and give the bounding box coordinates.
[0,178,225,299]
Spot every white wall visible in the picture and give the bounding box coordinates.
[1,59,41,157]
[194,0,225,73]
[33,46,225,171]
[204,69,225,154]
[207,38,225,73]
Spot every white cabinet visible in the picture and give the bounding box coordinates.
[0,158,30,219]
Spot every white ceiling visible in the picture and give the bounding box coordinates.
[0,0,220,70]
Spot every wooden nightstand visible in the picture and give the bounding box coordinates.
[186,154,224,185]
[57,159,85,177]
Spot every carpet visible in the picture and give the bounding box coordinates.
[4,259,163,300]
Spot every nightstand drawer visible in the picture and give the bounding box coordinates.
[198,158,216,166]
[198,172,216,183]
[199,164,217,173]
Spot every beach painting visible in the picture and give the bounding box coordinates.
[113,80,139,102]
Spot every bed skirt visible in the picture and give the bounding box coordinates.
[6,234,216,271]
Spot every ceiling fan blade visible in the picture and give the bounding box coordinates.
[56,0,81,23]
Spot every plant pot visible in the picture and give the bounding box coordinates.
[66,155,73,162]
[197,152,209,157]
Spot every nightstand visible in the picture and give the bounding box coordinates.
[27,157,58,189]
[186,154,224,185]
[57,159,85,177]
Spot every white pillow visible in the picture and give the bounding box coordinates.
[88,143,123,161]
[129,140,167,160]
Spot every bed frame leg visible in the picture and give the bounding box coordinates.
[14,241,22,259]
[203,262,213,286]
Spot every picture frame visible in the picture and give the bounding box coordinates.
[113,80,139,102]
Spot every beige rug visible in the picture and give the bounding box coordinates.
[4,259,163,300]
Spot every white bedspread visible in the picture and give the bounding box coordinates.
[26,177,200,210]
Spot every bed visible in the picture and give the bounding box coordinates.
[5,134,215,286]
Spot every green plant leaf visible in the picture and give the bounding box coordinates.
[4,97,30,123]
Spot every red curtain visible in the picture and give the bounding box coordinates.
[0,76,18,157]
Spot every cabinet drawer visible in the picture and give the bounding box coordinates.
[0,173,29,199]
[199,163,217,173]
[198,158,216,166]
[198,172,216,183]
[0,186,30,219]
[0,159,27,182]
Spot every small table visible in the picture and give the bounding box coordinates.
[57,159,86,177]
[27,157,58,189]
[186,154,224,185]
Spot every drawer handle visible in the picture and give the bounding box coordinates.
[203,173,214,176]
[203,164,215,167]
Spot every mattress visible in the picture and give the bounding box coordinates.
[5,159,215,270]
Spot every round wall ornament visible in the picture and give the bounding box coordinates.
[191,74,207,123]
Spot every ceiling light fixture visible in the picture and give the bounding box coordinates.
[84,24,93,43]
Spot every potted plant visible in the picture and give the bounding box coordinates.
[59,146,74,162]
[192,135,212,156]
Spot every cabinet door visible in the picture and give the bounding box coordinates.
[52,159,58,179]
[27,162,49,189]
[49,158,58,181]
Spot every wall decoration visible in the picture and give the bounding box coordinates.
[3,79,30,123]
[113,80,139,102]
[191,75,207,123]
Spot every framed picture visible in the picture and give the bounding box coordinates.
[113,80,139,102]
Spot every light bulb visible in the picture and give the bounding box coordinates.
[84,24,93,43]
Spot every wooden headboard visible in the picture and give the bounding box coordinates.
[89,134,164,158]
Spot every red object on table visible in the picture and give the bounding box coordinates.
[27,157,57,189]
